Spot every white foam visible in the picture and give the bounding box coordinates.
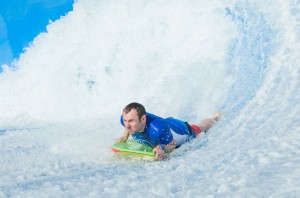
[0,0,235,128]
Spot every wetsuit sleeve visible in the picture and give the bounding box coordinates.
[120,115,124,126]
[150,119,173,145]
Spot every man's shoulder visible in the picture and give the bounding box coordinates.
[146,112,161,119]
[147,116,168,130]
[146,112,164,122]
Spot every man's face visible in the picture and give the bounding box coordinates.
[123,109,146,134]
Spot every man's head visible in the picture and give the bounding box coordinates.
[122,102,146,134]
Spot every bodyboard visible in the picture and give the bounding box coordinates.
[112,139,169,160]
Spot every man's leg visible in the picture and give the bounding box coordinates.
[198,112,221,132]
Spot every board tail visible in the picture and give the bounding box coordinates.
[111,148,120,153]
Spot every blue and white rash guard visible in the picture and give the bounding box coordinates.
[120,112,195,148]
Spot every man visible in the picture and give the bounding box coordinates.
[116,102,221,159]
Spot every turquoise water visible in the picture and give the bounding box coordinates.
[0,0,73,68]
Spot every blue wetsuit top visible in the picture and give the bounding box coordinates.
[120,112,195,148]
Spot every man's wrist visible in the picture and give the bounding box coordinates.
[159,144,166,152]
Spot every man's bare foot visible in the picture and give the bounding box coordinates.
[212,111,222,122]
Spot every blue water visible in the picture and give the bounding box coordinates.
[0,0,300,197]
[0,0,73,68]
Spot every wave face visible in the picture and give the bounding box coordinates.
[1,0,300,197]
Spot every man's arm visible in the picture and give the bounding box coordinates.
[161,140,176,152]
[115,130,130,142]
[153,140,176,159]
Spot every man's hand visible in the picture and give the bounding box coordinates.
[115,130,130,143]
[153,145,166,159]
[115,136,127,143]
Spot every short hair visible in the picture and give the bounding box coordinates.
[123,102,146,119]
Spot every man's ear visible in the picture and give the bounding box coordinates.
[141,114,146,123]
